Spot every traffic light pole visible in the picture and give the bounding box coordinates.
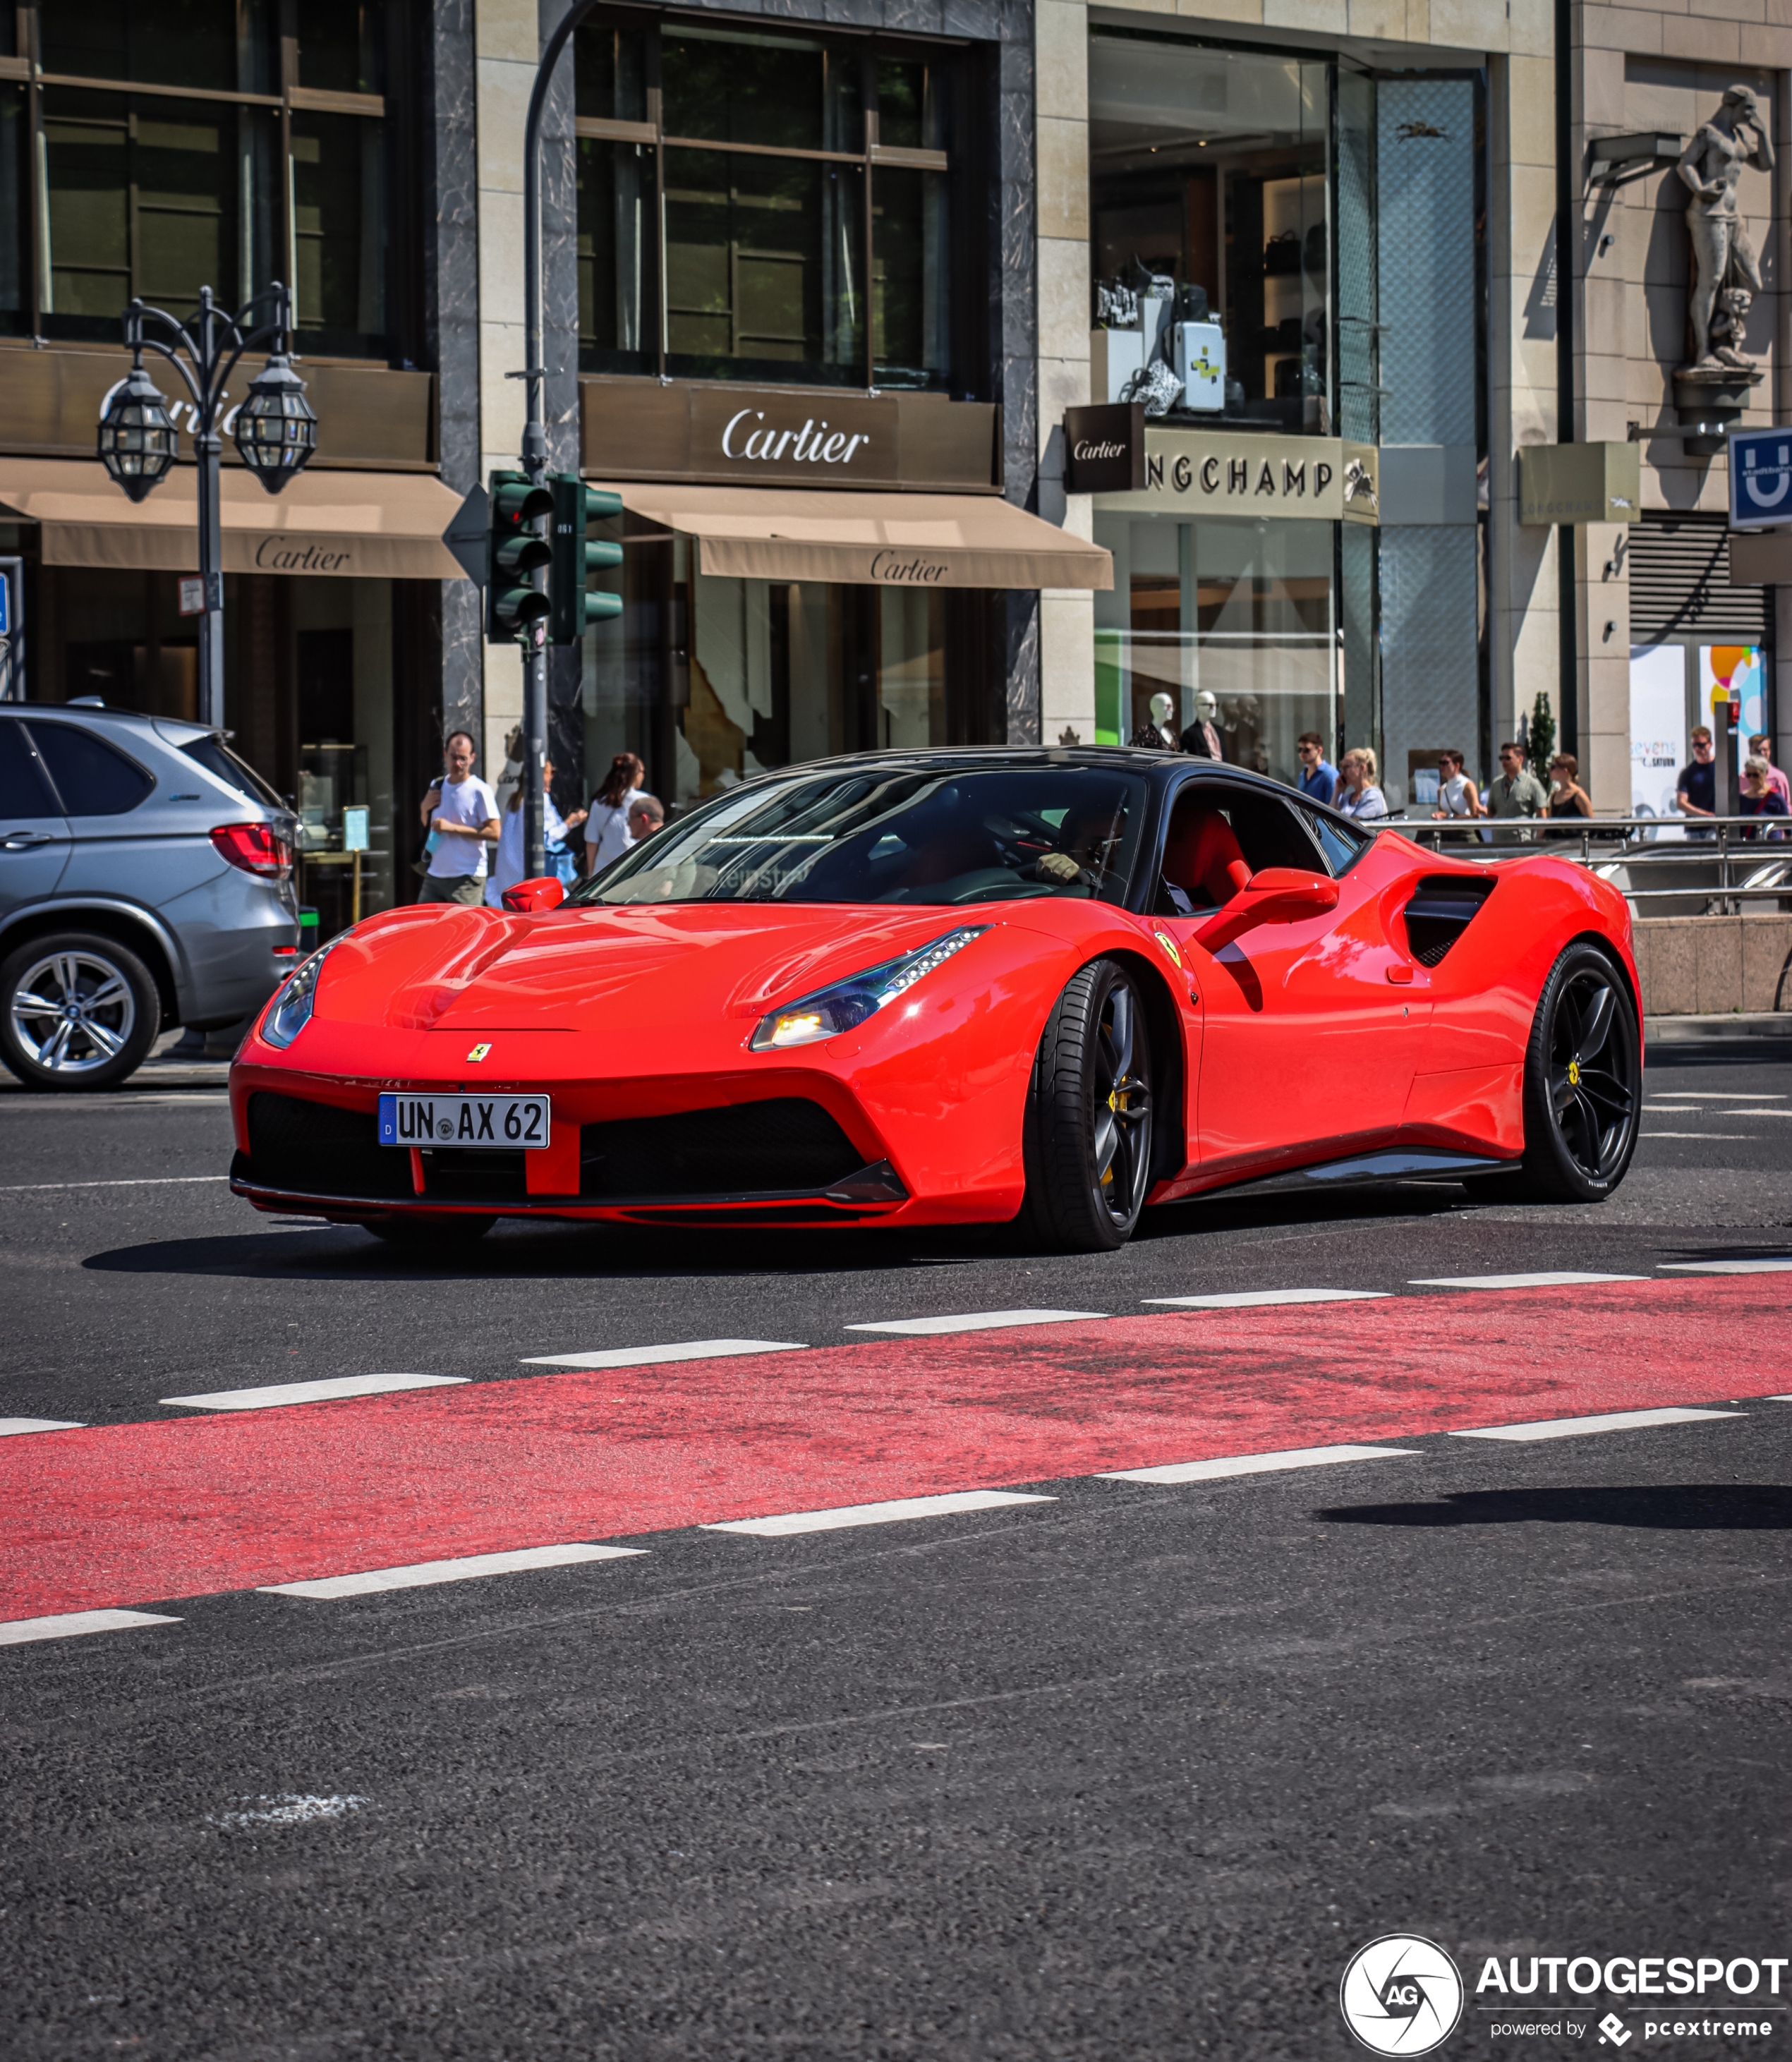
[520,0,605,880]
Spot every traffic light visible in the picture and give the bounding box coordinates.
[486,469,553,645]
[547,472,624,644]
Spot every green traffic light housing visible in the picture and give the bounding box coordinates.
[547,472,625,644]
[487,469,555,645]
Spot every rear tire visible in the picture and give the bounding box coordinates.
[1513,941,1640,1201]
[1019,959,1154,1251]
[363,1214,497,1247]
[0,931,159,1091]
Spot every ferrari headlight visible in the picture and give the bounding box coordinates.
[260,942,334,1050]
[750,927,988,1053]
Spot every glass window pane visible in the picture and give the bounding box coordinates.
[576,20,648,123]
[297,0,387,97]
[0,87,23,328]
[1089,35,1331,435]
[663,28,856,152]
[579,139,654,371]
[43,0,275,95]
[871,165,950,389]
[30,721,155,816]
[291,111,387,353]
[876,59,948,152]
[44,107,129,318]
[135,113,229,307]
[664,148,862,383]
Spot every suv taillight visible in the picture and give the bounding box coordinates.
[211,823,293,880]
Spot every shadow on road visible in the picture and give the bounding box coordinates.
[1314,1484,1792,1530]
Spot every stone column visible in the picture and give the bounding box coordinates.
[1035,0,1094,746]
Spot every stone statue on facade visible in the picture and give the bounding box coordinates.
[1676,85,1773,372]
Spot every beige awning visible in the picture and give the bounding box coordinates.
[605,483,1113,590]
[0,458,467,580]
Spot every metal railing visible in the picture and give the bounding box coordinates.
[1396,815,1792,912]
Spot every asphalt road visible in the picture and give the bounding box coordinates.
[3,1043,1791,2060]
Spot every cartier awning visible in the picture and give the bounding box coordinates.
[0,458,468,579]
[603,484,1114,590]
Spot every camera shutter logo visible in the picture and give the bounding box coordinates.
[1340,1935,1465,2055]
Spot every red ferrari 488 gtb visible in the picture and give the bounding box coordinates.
[229,750,1641,1251]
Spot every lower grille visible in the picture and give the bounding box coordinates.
[244,1091,413,1201]
[421,1148,528,1202]
[581,1096,864,1200]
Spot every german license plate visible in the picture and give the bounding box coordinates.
[378,1093,551,1151]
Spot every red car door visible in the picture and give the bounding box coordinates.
[1151,782,1433,1183]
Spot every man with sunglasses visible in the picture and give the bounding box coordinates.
[1676,726,1718,838]
[1295,733,1338,806]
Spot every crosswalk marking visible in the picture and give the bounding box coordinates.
[162,1373,468,1412]
[1142,1289,1390,1310]
[0,1417,85,1437]
[520,1338,807,1369]
[0,1608,181,1648]
[703,1490,1053,1536]
[843,1309,1103,1336]
[1659,1259,1792,1274]
[1450,1406,1741,1443]
[259,1543,646,1599]
[1101,1444,1419,1484]
[1410,1271,1646,1290]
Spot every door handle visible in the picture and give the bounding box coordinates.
[0,830,52,849]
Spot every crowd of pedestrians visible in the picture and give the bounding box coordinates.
[418,738,667,905]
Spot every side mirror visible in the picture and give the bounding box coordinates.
[1194,867,1338,950]
[502,875,567,914]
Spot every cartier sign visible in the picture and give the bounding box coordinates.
[1063,403,1145,494]
[581,379,1000,492]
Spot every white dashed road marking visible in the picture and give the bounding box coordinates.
[260,1543,646,1599]
[1645,1134,1751,1141]
[703,1490,1054,1536]
[1409,1271,1646,1290]
[0,1175,230,1194]
[843,1309,1104,1336]
[162,1373,468,1412]
[0,1608,181,1648]
[1142,1289,1391,1309]
[0,1418,85,1436]
[1101,1443,1419,1485]
[1659,1259,1792,1274]
[1451,1407,1743,1443]
[521,1338,808,1369]
[1644,1091,1786,1099]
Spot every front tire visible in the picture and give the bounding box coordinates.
[1515,942,1640,1201]
[1021,959,1154,1251]
[0,932,159,1090]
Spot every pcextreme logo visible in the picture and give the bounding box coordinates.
[1340,1936,1466,2055]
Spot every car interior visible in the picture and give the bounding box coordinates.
[1156,787,1330,916]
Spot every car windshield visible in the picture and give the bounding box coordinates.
[574,765,1151,907]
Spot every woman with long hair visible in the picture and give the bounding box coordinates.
[585,753,647,876]
[485,759,588,904]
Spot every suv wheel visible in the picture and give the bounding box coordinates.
[0,933,160,1090]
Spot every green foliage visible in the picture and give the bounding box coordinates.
[1526,692,1556,783]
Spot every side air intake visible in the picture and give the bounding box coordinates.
[1402,875,1496,966]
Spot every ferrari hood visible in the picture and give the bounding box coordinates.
[313,902,983,1036]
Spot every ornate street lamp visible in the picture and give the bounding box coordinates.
[95,284,317,728]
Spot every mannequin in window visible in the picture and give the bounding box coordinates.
[1180,691,1226,761]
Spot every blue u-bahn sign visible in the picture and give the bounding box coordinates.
[1730,427,1792,528]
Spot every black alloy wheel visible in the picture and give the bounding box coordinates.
[1021,958,1154,1251]
[1515,942,1640,1201]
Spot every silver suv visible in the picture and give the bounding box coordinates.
[0,703,299,1090]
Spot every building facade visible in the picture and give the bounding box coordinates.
[1032,0,1790,815]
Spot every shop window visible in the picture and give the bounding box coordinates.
[577,13,961,392]
[28,1,399,360]
[1089,32,1331,434]
[1093,514,1334,780]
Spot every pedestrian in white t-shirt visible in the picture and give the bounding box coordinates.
[1430,749,1482,823]
[419,732,500,904]
[584,751,646,876]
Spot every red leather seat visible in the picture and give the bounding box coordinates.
[1162,805,1252,908]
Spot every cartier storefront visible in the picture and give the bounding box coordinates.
[576,380,1108,807]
